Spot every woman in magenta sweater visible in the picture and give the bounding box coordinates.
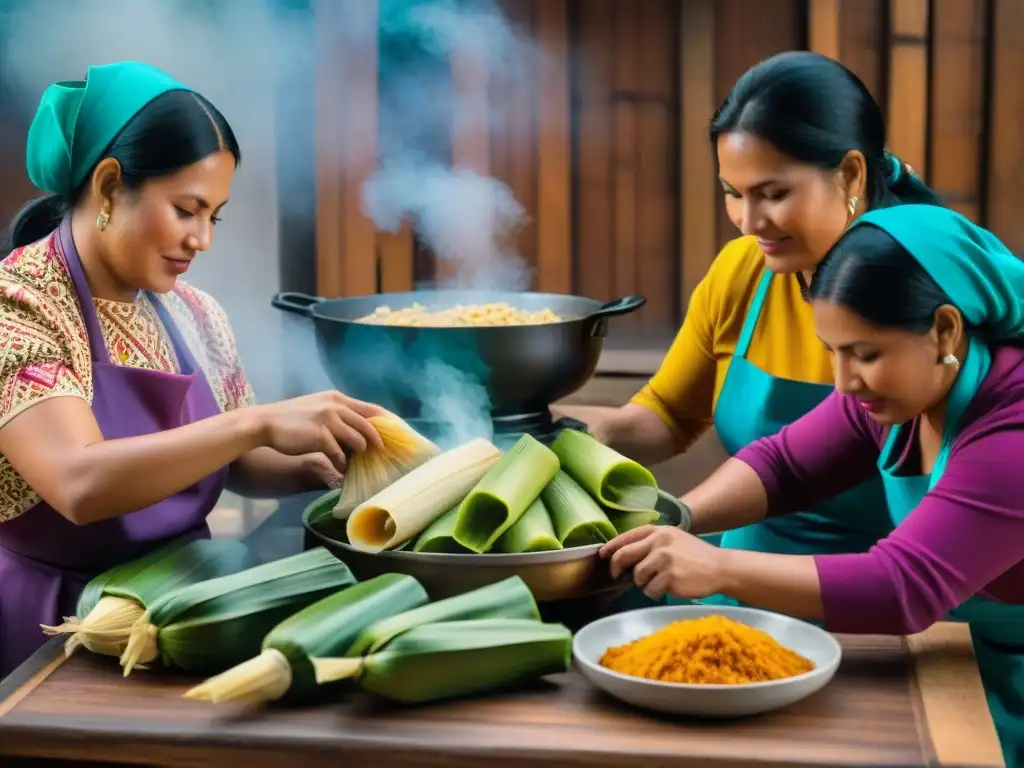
[600,204,1024,766]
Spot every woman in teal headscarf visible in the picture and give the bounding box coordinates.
[0,62,388,678]
[601,204,1024,766]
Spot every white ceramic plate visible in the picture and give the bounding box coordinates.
[572,604,842,718]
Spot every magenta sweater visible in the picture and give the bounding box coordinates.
[735,344,1024,635]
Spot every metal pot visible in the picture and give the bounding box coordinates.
[271,290,645,417]
[303,488,690,626]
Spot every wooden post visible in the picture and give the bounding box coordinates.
[535,0,573,295]
[313,0,380,298]
[887,0,931,177]
[986,0,1024,253]
[679,0,716,312]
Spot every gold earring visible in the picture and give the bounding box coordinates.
[847,196,859,217]
[96,211,110,231]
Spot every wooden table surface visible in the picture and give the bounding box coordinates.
[0,622,1004,768]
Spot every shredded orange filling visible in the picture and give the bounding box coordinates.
[598,615,815,684]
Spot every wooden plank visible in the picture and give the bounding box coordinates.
[451,44,491,177]
[534,0,573,294]
[486,4,512,275]
[573,0,615,302]
[633,0,678,333]
[497,0,538,285]
[679,0,717,311]
[836,0,887,105]
[904,623,1004,767]
[887,0,930,177]
[314,0,380,298]
[377,225,415,293]
[808,0,841,60]
[810,0,886,104]
[341,0,381,297]
[312,0,346,298]
[448,28,493,287]
[612,0,639,333]
[929,0,986,223]
[987,0,1024,254]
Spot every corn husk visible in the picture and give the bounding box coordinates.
[550,427,659,511]
[494,497,562,553]
[541,470,618,547]
[120,547,356,676]
[184,573,429,704]
[332,415,441,520]
[452,434,560,553]
[411,505,472,553]
[310,618,572,704]
[346,575,539,657]
[41,538,253,658]
[346,438,502,552]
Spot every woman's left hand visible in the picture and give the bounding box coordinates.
[599,525,728,601]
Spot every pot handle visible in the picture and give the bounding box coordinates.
[271,292,326,317]
[590,295,647,319]
[584,295,646,337]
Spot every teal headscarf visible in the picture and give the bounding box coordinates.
[25,61,194,196]
[849,205,1024,341]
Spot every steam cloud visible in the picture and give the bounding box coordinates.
[0,0,549,446]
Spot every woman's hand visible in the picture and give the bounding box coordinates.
[250,391,388,473]
[599,525,728,601]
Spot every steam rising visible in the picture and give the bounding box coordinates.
[364,159,530,291]
[0,0,549,442]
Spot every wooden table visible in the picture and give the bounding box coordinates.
[0,622,1004,767]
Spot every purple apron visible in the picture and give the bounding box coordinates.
[0,218,229,678]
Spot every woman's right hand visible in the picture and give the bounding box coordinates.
[250,391,388,472]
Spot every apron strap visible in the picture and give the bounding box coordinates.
[57,217,110,364]
[145,293,200,377]
[734,269,774,360]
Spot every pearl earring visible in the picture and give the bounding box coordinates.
[943,353,960,370]
[96,211,110,231]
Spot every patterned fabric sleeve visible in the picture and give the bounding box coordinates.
[0,276,88,429]
[170,283,256,411]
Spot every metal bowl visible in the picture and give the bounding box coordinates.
[303,489,690,608]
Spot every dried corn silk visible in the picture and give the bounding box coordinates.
[599,615,814,684]
[333,416,441,519]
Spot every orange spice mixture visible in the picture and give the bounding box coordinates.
[599,615,815,684]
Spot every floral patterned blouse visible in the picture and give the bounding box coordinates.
[0,231,255,522]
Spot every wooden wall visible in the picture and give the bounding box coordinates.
[316,0,1024,343]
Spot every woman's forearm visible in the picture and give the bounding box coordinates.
[67,407,268,523]
[228,448,329,498]
[681,457,770,535]
[0,397,267,525]
[717,549,825,621]
[593,404,683,466]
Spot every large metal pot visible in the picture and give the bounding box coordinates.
[271,290,645,417]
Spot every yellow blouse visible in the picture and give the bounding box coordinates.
[0,232,255,522]
[630,235,834,452]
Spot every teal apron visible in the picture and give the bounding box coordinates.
[878,336,1023,767]
[694,270,894,608]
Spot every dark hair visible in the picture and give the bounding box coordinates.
[809,224,955,334]
[3,89,241,251]
[710,51,941,210]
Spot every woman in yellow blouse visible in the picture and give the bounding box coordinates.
[594,51,943,606]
